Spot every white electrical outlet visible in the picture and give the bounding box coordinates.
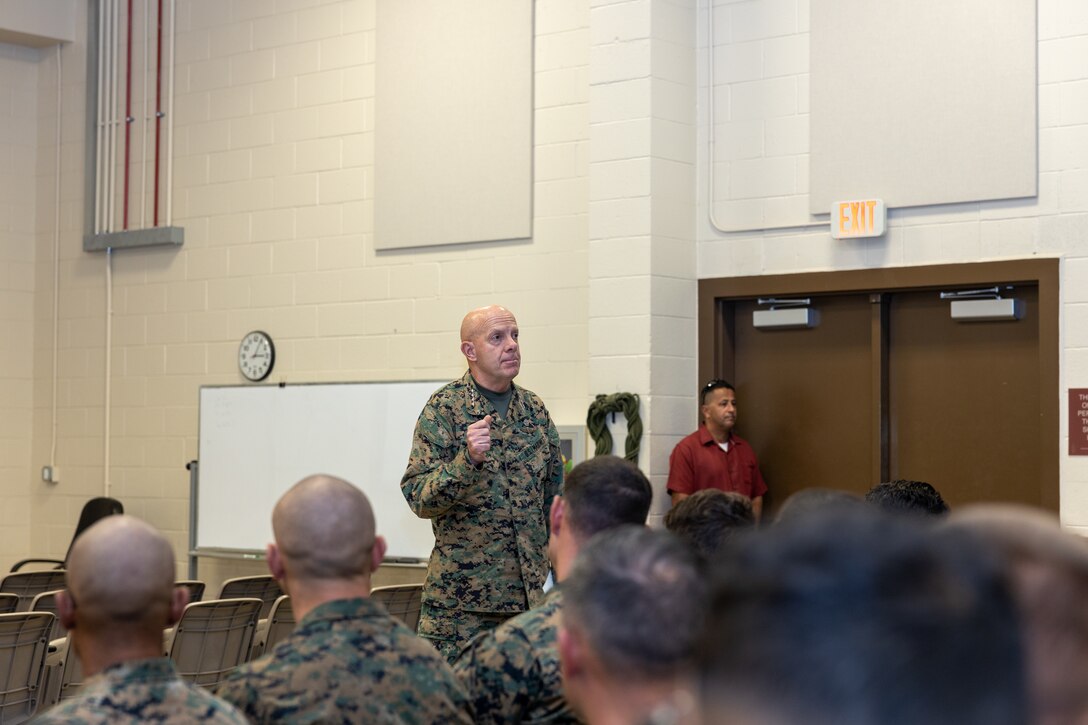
[41,466,59,484]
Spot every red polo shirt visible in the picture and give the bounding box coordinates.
[667,425,768,499]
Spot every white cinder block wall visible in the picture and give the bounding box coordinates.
[19,0,593,582]
[589,0,698,524]
[696,0,1088,533]
[8,0,1086,575]
[0,43,39,566]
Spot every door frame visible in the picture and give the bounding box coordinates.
[698,259,1060,510]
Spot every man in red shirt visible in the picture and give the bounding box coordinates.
[667,379,767,519]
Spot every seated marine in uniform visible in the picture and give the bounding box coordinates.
[34,515,246,724]
[453,455,653,724]
[216,474,473,724]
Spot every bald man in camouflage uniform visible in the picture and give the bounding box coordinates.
[34,516,246,724]
[453,455,653,724]
[216,475,473,724]
[402,305,564,662]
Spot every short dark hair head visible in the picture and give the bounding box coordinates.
[948,505,1088,723]
[564,526,707,682]
[563,455,652,540]
[699,506,1027,725]
[866,479,949,516]
[774,487,864,526]
[664,489,754,561]
[700,379,736,405]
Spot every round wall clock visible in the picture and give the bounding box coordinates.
[238,330,275,382]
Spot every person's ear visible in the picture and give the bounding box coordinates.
[57,590,77,631]
[461,340,477,362]
[266,542,286,581]
[558,624,585,680]
[168,585,190,626]
[550,496,565,535]
[371,535,387,573]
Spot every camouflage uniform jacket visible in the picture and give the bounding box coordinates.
[401,371,564,613]
[32,657,246,724]
[215,597,474,725]
[453,587,583,724]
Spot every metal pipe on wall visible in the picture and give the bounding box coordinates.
[153,0,162,227]
[110,0,121,233]
[165,0,175,226]
[123,0,133,230]
[140,0,149,228]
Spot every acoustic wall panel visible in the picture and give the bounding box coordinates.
[375,0,534,250]
[809,0,1036,213]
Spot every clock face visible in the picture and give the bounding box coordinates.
[239,331,275,382]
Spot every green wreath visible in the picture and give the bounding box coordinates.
[586,392,643,463]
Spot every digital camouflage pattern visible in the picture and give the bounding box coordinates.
[402,372,563,619]
[33,658,246,724]
[453,587,583,725]
[420,603,517,664]
[215,597,473,725]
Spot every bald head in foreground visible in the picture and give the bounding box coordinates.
[217,475,473,724]
[34,516,246,724]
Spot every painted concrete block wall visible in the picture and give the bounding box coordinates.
[589,0,697,523]
[696,0,1088,532]
[19,0,591,579]
[0,42,39,566]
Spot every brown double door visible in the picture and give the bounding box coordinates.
[702,261,1057,513]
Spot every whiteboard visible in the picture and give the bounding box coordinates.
[196,382,445,561]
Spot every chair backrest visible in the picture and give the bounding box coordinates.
[263,595,295,652]
[218,576,283,619]
[168,598,262,689]
[0,594,19,614]
[28,590,67,642]
[176,580,206,604]
[0,611,55,723]
[0,571,68,612]
[370,584,423,632]
[56,636,84,703]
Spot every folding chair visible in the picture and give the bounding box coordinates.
[28,591,67,642]
[0,611,55,723]
[249,595,295,660]
[168,598,262,689]
[370,584,423,632]
[0,594,19,615]
[176,580,206,604]
[11,497,123,572]
[53,637,85,704]
[0,571,67,612]
[218,576,283,619]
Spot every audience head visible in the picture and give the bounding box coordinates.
[269,474,385,588]
[773,487,862,526]
[560,526,707,722]
[58,515,188,672]
[664,489,754,561]
[947,504,1088,725]
[865,479,949,517]
[556,455,653,541]
[697,505,1027,725]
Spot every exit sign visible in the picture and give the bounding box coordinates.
[832,199,886,239]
